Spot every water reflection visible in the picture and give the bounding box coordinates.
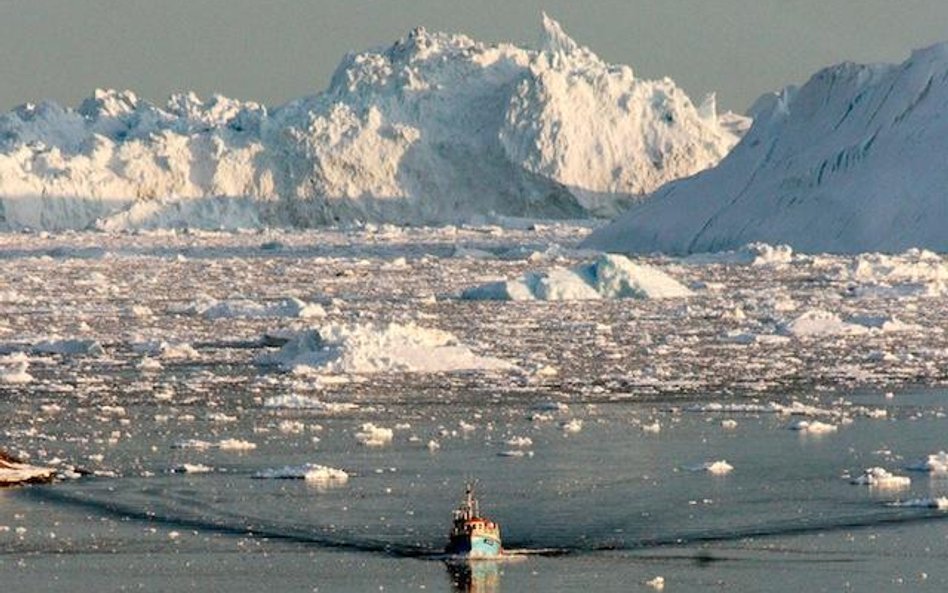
[445,560,501,593]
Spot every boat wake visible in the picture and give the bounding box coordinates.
[17,483,948,560]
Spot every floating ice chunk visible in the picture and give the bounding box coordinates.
[788,420,838,434]
[355,423,394,447]
[462,254,691,301]
[684,243,793,266]
[278,420,305,434]
[780,310,869,338]
[645,576,665,591]
[850,467,911,489]
[505,436,533,448]
[641,421,661,433]
[498,450,534,458]
[32,338,104,356]
[262,394,359,413]
[172,439,256,451]
[138,356,162,371]
[170,463,213,474]
[252,464,348,484]
[197,297,326,319]
[259,323,514,374]
[0,353,33,384]
[889,497,948,510]
[720,419,738,430]
[217,439,256,451]
[560,419,583,433]
[532,402,569,412]
[906,452,948,474]
[133,340,199,360]
[0,451,56,485]
[689,460,733,475]
[427,440,441,452]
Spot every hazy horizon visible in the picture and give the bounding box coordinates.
[3,0,948,113]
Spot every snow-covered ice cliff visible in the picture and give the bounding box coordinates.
[0,15,744,231]
[584,43,948,254]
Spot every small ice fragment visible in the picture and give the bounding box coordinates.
[560,419,583,433]
[641,421,661,433]
[720,419,738,430]
[504,436,533,448]
[646,576,665,590]
[688,460,733,475]
[355,423,394,447]
[788,420,837,434]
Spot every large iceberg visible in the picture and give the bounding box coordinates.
[583,43,948,254]
[258,322,514,374]
[461,253,692,301]
[0,15,744,231]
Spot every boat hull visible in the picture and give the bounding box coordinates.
[446,534,502,558]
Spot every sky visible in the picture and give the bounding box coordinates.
[2,0,948,113]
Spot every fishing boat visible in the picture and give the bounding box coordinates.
[445,482,502,558]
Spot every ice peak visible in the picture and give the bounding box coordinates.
[78,88,141,120]
[540,12,580,55]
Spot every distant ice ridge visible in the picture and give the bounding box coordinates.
[583,42,948,254]
[0,15,744,231]
[258,322,514,374]
[461,253,692,301]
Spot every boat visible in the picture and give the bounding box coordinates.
[445,482,502,558]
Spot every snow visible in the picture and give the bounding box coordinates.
[0,16,743,231]
[252,464,349,484]
[583,43,948,254]
[258,322,513,374]
[850,467,910,489]
[461,253,692,301]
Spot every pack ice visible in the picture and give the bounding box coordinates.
[0,15,744,231]
[584,43,948,254]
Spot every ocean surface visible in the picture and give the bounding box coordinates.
[1,227,947,591]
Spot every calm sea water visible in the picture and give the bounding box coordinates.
[4,387,948,592]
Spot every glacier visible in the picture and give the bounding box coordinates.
[0,15,744,231]
[583,43,948,255]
